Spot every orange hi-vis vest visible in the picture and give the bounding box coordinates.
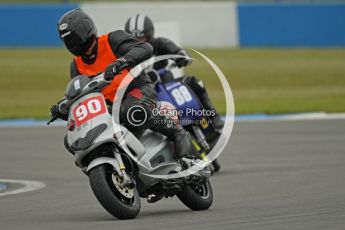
[74,34,133,101]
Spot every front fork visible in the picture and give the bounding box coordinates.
[113,147,134,188]
[191,126,211,163]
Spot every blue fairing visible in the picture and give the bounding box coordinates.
[156,81,203,125]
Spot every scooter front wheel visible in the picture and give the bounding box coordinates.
[88,164,141,219]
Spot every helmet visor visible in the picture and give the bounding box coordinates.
[61,31,88,56]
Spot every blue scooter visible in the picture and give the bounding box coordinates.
[147,63,221,172]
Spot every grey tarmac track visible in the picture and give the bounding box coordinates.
[0,119,344,230]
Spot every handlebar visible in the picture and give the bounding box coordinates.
[47,66,128,126]
[47,114,59,125]
[47,72,108,126]
[157,63,178,77]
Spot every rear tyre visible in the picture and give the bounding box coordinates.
[88,164,141,219]
[177,180,213,211]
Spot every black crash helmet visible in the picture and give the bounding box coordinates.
[58,8,97,56]
[125,14,154,42]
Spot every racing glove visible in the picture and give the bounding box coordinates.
[50,104,68,121]
[175,50,192,68]
[104,58,129,81]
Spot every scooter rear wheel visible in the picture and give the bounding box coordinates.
[177,180,213,211]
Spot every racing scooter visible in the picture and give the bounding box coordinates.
[147,63,222,172]
[48,72,213,219]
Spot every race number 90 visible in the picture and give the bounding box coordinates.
[72,96,107,127]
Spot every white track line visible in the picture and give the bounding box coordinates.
[277,112,345,120]
[231,112,345,122]
[0,179,46,197]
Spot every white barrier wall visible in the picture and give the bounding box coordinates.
[81,2,238,48]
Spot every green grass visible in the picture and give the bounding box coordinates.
[0,48,71,119]
[186,48,345,115]
[0,47,344,119]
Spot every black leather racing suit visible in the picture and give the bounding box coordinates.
[70,31,191,158]
[149,37,224,129]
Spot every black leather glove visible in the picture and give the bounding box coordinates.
[104,58,129,81]
[50,104,68,121]
[175,50,192,68]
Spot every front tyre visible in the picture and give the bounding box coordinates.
[177,180,213,211]
[211,159,221,172]
[88,164,141,219]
